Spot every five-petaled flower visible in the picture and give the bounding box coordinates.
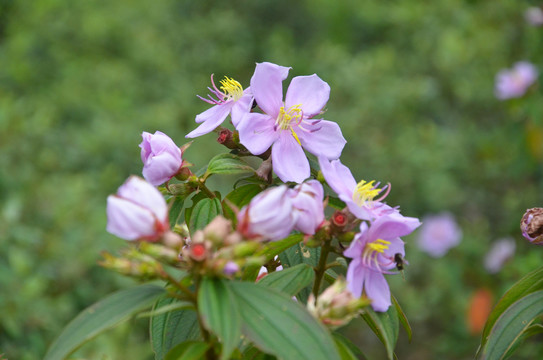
[318,156,393,221]
[107,176,169,241]
[186,74,254,138]
[237,62,346,183]
[344,212,420,312]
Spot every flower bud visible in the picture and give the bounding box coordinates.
[187,241,210,262]
[521,207,543,245]
[139,241,180,265]
[290,180,325,235]
[223,261,240,276]
[203,216,233,244]
[332,211,348,228]
[237,186,296,241]
[99,251,161,279]
[307,278,369,329]
[140,131,183,186]
[106,176,169,241]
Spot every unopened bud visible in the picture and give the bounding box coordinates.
[332,211,348,227]
[139,241,180,264]
[204,216,233,243]
[174,166,193,181]
[521,207,543,245]
[99,251,160,279]
[223,261,240,276]
[307,277,369,329]
[168,183,196,197]
[233,241,261,258]
[188,242,209,262]
[162,230,184,249]
[217,128,237,149]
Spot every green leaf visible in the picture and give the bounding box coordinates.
[206,153,255,177]
[479,264,543,353]
[479,290,543,360]
[392,295,412,342]
[222,184,263,224]
[165,341,210,360]
[502,324,543,359]
[228,281,340,360]
[168,196,186,228]
[198,278,241,360]
[327,196,346,210]
[242,234,304,281]
[361,303,399,360]
[279,242,321,303]
[333,333,367,360]
[138,301,194,318]
[257,263,315,296]
[151,297,201,360]
[44,284,165,360]
[188,197,222,235]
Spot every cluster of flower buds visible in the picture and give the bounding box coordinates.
[181,216,266,276]
[307,278,370,329]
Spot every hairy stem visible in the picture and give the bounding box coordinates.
[312,239,332,297]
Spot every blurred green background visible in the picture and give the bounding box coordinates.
[1,0,543,358]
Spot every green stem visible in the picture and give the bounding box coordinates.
[312,239,332,297]
[198,180,216,199]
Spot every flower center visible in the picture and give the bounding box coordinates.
[275,104,303,145]
[219,77,244,101]
[362,239,391,271]
[352,180,382,206]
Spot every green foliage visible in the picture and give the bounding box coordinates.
[2,0,543,359]
[44,284,165,360]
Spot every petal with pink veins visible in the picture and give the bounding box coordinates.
[285,74,330,118]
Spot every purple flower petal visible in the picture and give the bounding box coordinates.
[297,120,346,160]
[318,157,357,199]
[346,259,364,297]
[285,74,330,118]
[106,196,158,240]
[250,62,290,118]
[368,212,421,241]
[290,180,324,234]
[364,270,391,312]
[117,176,168,222]
[142,152,182,186]
[271,133,310,183]
[186,103,233,138]
[230,93,254,126]
[237,113,278,155]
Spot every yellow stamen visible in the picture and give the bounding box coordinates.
[220,77,244,101]
[366,239,391,254]
[352,180,382,206]
[276,104,303,130]
[291,128,301,145]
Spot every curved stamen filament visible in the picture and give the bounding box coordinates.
[197,74,244,105]
[362,239,391,272]
[276,104,303,130]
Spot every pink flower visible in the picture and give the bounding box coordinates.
[344,213,421,312]
[525,7,543,27]
[318,156,394,221]
[237,62,346,183]
[495,62,539,100]
[106,176,169,241]
[186,75,254,138]
[289,180,325,235]
[484,237,516,274]
[416,213,462,257]
[237,185,296,241]
[140,131,183,186]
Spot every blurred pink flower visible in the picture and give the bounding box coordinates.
[525,7,543,26]
[416,213,462,257]
[107,176,169,241]
[186,74,254,138]
[495,61,538,100]
[484,237,516,274]
[237,62,346,183]
[140,131,183,186]
[318,156,394,221]
[289,180,325,235]
[344,212,420,312]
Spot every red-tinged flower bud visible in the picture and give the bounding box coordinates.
[140,131,183,186]
[521,207,543,245]
[189,242,208,262]
[332,211,348,227]
[217,128,237,150]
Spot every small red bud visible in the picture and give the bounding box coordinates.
[332,211,348,227]
[190,243,207,261]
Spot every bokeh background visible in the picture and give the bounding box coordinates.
[1,0,543,359]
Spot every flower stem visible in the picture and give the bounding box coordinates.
[312,239,332,297]
[199,180,216,199]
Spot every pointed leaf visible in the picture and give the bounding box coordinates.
[480,290,543,360]
[392,295,412,342]
[228,281,340,360]
[333,333,367,360]
[151,297,200,360]
[243,234,304,281]
[479,265,543,353]
[257,263,314,296]
[188,197,222,235]
[361,302,399,360]
[206,153,256,176]
[165,341,210,360]
[222,184,263,224]
[44,284,165,360]
[168,195,186,228]
[279,242,320,302]
[198,278,241,360]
